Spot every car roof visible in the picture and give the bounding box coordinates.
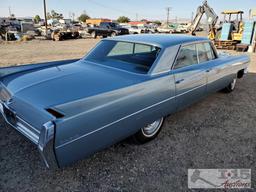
[105,34,208,48]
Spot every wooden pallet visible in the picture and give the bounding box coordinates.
[214,40,238,50]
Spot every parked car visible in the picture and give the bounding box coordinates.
[176,23,190,33]
[145,25,158,33]
[0,34,249,168]
[86,22,129,38]
[157,25,173,33]
[126,25,149,34]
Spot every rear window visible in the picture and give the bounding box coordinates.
[85,40,161,74]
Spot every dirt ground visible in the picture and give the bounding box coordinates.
[0,39,256,192]
[0,39,99,67]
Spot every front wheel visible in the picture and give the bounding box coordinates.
[133,117,164,144]
[222,78,237,93]
[91,31,97,39]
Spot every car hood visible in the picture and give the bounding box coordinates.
[2,60,143,109]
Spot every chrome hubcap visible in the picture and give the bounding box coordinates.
[141,118,163,137]
[230,78,237,90]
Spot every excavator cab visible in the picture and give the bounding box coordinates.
[221,11,244,41]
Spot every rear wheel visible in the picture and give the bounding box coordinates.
[222,78,237,93]
[133,117,164,144]
[111,32,117,37]
[53,34,60,41]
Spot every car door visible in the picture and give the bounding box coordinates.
[196,42,221,94]
[201,42,233,93]
[99,23,109,36]
[172,43,207,111]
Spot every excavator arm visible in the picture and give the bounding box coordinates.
[189,0,218,38]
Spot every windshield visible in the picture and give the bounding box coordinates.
[109,23,119,28]
[85,40,161,74]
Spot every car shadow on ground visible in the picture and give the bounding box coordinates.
[0,72,255,192]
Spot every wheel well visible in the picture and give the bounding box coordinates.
[237,69,245,79]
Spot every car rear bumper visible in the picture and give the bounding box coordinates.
[0,102,40,144]
[0,102,58,168]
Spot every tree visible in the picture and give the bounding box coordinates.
[34,15,41,23]
[117,16,130,23]
[140,19,148,22]
[152,20,162,26]
[78,13,90,22]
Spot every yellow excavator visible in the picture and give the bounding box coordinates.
[189,1,244,42]
[189,0,218,40]
[220,10,244,41]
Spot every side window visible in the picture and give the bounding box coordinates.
[204,42,216,60]
[197,43,209,63]
[197,42,217,64]
[134,44,152,53]
[174,44,198,69]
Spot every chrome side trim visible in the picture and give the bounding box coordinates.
[56,83,205,149]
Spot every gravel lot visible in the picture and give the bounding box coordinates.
[0,39,255,192]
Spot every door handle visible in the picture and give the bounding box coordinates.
[175,79,184,84]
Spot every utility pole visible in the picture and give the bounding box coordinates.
[166,7,171,25]
[191,12,194,23]
[72,13,75,22]
[8,7,11,17]
[43,0,48,38]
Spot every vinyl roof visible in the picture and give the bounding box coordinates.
[106,34,208,48]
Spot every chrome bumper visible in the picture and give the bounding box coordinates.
[0,102,58,168]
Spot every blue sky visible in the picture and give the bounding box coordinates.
[0,0,255,20]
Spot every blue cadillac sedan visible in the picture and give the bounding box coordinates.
[0,34,249,168]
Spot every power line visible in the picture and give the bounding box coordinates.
[86,0,133,15]
[86,0,171,21]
